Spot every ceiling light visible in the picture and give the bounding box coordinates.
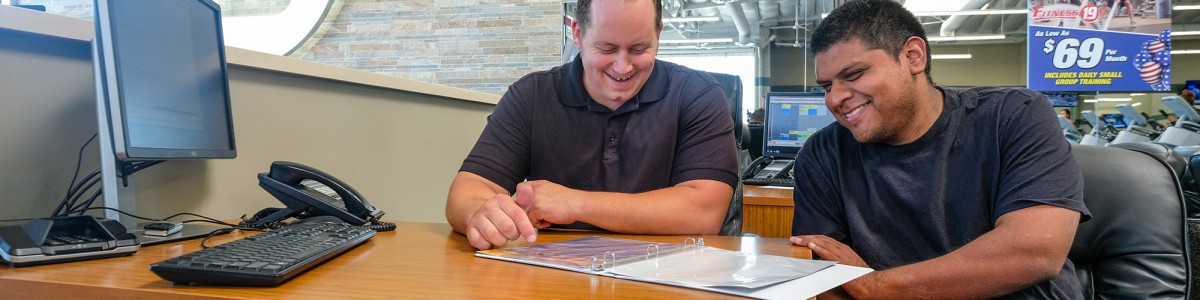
[1172,31,1200,37]
[927,35,1006,42]
[663,16,720,23]
[659,38,733,44]
[1097,98,1131,102]
[1130,93,1146,96]
[911,9,1028,17]
[1084,99,1098,103]
[931,54,972,59]
[1172,50,1200,55]
[1132,103,1142,107]
[1175,5,1200,10]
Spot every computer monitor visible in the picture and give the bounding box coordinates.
[761,92,836,159]
[1103,114,1128,129]
[1042,92,1079,107]
[1114,104,1148,128]
[92,0,236,243]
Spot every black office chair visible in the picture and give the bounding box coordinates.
[719,181,743,236]
[1185,154,1200,218]
[748,124,764,160]
[704,71,745,148]
[1070,143,1190,299]
[702,71,745,236]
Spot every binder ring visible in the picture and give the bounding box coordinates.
[645,244,660,260]
[603,251,616,270]
[589,256,602,271]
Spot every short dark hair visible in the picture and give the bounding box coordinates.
[575,0,662,33]
[811,0,931,82]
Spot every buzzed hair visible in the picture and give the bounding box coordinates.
[575,0,662,33]
[811,0,932,82]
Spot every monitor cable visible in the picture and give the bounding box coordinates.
[52,134,97,217]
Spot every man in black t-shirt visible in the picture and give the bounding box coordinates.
[789,0,1090,298]
[445,0,738,250]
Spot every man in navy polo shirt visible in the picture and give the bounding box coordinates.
[789,0,1089,298]
[445,0,739,250]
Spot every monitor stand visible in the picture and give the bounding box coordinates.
[95,130,230,246]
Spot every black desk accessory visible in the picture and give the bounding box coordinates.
[0,215,139,266]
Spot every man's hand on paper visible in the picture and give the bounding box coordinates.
[465,193,538,250]
[792,235,879,299]
[514,180,581,229]
[790,235,868,268]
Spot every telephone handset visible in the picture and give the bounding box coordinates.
[741,156,795,179]
[253,161,393,231]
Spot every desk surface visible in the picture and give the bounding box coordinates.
[0,221,811,299]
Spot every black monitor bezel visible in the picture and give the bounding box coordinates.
[93,0,236,161]
[761,92,829,159]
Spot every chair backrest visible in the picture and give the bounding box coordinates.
[719,181,743,236]
[1069,143,1190,299]
[748,123,764,160]
[1187,154,1200,217]
[703,71,746,236]
[704,71,745,147]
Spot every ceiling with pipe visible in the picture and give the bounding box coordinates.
[655,0,1031,50]
[563,0,1199,53]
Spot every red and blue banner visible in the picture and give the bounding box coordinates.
[1027,1,1171,92]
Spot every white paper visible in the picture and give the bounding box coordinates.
[608,246,836,289]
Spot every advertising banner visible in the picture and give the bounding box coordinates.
[1027,1,1172,92]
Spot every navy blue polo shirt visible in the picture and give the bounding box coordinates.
[792,87,1090,299]
[460,57,739,201]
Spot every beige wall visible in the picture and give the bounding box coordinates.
[0,7,496,224]
[124,67,495,223]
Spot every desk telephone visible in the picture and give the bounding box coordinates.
[741,157,795,187]
[250,161,394,231]
[742,156,794,179]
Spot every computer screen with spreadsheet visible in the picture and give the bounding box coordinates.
[762,92,837,159]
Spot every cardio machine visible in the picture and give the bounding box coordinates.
[1080,110,1116,146]
[1109,104,1158,145]
[1155,96,1200,147]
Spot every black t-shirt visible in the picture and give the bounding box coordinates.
[459,58,739,227]
[792,86,1091,299]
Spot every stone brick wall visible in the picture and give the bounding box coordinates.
[304,0,564,95]
[14,0,563,96]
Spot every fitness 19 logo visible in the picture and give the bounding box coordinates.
[1031,3,1100,24]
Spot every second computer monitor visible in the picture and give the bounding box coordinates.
[762,92,837,159]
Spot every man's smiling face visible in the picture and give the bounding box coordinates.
[573,0,661,109]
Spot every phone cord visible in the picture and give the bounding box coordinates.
[364,220,396,232]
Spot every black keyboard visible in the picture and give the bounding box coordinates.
[149,222,376,286]
[743,177,795,187]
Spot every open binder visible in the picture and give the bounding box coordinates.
[476,236,872,299]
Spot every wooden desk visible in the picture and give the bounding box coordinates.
[742,185,795,238]
[0,221,810,299]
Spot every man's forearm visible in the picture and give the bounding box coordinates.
[566,180,732,235]
[844,206,1079,299]
[445,172,511,233]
